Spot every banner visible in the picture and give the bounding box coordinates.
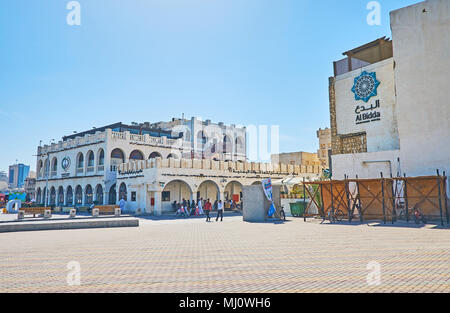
[262,178,276,217]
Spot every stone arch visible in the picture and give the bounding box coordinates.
[97,148,105,166]
[223,135,232,153]
[251,181,261,186]
[49,186,56,205]
[85,184,93,205]
[149,151,162,159]
[66,186,73,206]
[43,159,50,177]
[86,150,95,168]
[95,184,104,204]
[224,181,243,203]
[129,149,144,160]
[51,157,58,174]
[6,200,21,213]
[110,148,125,166]
[108,184,116,204]
[235,137,245,154]
[119,182,127,201]
[75,185,83,205]
[37,160,43,178]
[162,179,193,212]
[57,186,64,205]
[167,153,179,159]
[197,180,220,202]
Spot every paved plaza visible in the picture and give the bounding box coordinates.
[0,213,449,293]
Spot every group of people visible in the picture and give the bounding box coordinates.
[173,198,232,222]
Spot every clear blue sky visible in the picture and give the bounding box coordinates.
[0,0,419,172]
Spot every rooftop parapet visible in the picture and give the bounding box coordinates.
[117,158,322,176]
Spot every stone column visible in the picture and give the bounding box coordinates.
[154,191,162,216]
[103,191,109,205]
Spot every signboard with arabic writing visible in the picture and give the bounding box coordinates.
[351,71,381,125]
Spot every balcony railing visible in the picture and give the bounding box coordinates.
[87,166,94,173]
[97,165,104,172]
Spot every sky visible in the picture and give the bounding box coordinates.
[0,0,419,172]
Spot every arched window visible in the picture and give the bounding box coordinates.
[197,131,207,148]
[110,148,125,165]
[119,182,127,201]
[75,185,83,205]
[223,135,232,153]
[167,154,178,159]
[77,153,84,169]
[130,150,144,160]
[149,152,162,159]
[37,160,43,178]
[58,186,64,205]
[87,151,95,167]
[44,159,50,177]
[95,185,103,204]
[98,149,105,166]
[235,137,244,153]
[109,184,116,204]
[85,185,93,205]
[51,158,58,173]
[50,187,56,205]
[66,186,73,206]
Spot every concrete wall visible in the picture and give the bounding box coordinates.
[332,150,400,180]
[242,186,271,222]
[391,0,450,177]
[334,58,400,153]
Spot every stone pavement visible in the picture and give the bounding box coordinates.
[0,214,449,293]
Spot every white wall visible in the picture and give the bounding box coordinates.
[391,0,450,177]
[335,58,400,153]
[332,150,400,180]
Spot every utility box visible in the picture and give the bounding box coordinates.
[17,210,25,220]
[44,209,52,219]
[115,208,121,217]
[242,185,271,222]
[69,209,76,218]
[92,208,99,218]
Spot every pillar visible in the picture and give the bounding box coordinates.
[154,191,162,216]
[103,191,108,205]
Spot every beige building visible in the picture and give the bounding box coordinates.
[316,128,331,169]
[271,152,321,167]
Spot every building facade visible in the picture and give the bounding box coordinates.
[8,163,30,189]
[316,128,331,169]
[271,152,321,167]
[328,0,449,180]
[116,157,321,214]
[34,118,247,207]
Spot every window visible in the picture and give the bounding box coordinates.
[162,191,170,202]
[131,192,136,202]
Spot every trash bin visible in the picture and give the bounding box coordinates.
[289,202,306,217]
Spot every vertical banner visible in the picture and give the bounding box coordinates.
[262,178,276,217]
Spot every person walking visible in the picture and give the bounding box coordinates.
[205,199,212,222]
[198,198,204,216]
[216,200,223,222]
[190,200,196,216]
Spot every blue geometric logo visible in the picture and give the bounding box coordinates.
[351,71,380,103]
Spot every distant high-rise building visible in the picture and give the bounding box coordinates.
[8,163,30,189]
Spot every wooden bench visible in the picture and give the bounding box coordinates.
[94,205,119,215]
[22,207,51,217]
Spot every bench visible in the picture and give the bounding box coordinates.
[94,205,120,215]
[21,207,51,217]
